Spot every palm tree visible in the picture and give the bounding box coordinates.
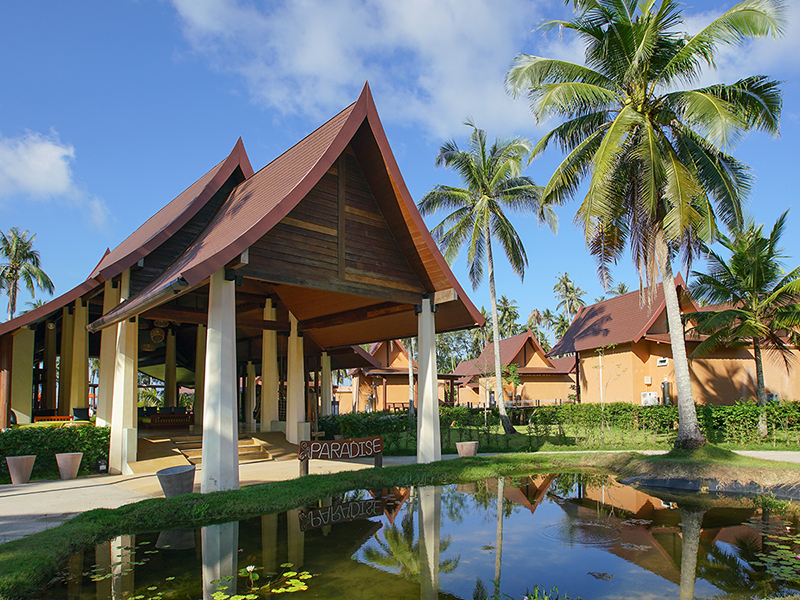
[553,272,586,318]
[0,227,54,319]
[610,282,630,297]
[506,0,785,449]
[526,309,552,352]
[419,121,557,434]
[497,295,521,338]
[688,210,800,405]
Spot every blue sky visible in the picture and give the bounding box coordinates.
[1,0,798,336]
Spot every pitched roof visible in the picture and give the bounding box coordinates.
[91,138,254,282]
[89,83,483,338]
[548,275,695,355]
[477,330,555,369]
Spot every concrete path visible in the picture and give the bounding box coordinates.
[1,449,797,545]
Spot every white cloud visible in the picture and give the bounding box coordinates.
[0,131,111,229]
[171,0,550,139]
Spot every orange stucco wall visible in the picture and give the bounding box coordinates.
[577,342,800,405]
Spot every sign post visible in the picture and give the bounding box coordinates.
[298,436,383,476]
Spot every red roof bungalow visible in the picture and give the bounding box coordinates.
[453,330,575,407]
[548,277,799,405]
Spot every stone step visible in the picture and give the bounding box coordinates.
[188,451,272,465]
[173,437,255,450]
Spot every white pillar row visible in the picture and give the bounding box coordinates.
[285,313,307,445]
[96,280,119,428]
[10,328,35,424]
[321,352,332,416]
[417,298,441,464]
[109,269,138,475]
[57,306,74,416]
[69,299,89,413]
[194,324,206,430]
[261,299,279,431]
[200,268,239,493]
[43,320,57,411]
[245,361,256,429]
[165,328,177,407]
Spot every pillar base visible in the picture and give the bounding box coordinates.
[297,422,311,443]
[270,421,286,433]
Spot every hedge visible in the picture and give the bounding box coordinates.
[0,424,111,483]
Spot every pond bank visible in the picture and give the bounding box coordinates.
[0,449,799,599]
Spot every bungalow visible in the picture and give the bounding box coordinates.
[453,330,575,407]
[548,277,799,405]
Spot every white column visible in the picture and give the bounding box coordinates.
[287,508,305,568]
[69,299,89,413]
[351,372,360,413]
[43,321,57,411]
[194,324,206,429]
[202,522,239,600]
[201,269,239,493]
[261,299,279,431]
[96,280,119,428]
[261,514,278,575]
[109,269,138,475]
[110,535,135,600]
[417,298,441,463]
[321,352,332,416]
[10,328,35,424]
[286,313,307,444]
[418,486,441,600]
[245,361,256,429]
[165,328,177,407]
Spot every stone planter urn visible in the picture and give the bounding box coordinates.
[6,455,36,484]
[456,441,479,457]
[156,465,196,497]
[56,452,83,480]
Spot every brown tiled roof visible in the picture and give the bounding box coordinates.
[548,275,695,355]
[477,330,555,369]
[0,280,101,337]
[89,83,484,337]
[91,138,254,282]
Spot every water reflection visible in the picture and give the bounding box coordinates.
[42,476,800,600]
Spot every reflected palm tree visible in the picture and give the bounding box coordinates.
[697,534,781,598]
[679,506,705,600]
[363,490,459,582]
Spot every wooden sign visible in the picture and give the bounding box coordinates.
[298,436,383,475]
[298,498,383,531]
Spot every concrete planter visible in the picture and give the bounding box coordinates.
[6,455,36,484]
[56,452,83,480]
[156,465,196,497]
[456,441,479,457]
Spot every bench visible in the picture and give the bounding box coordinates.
[140,414,193,429]
[33,416,74,423]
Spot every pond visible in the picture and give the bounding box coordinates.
[42,474,800,599]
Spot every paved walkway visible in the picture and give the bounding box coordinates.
[1,447,798,545]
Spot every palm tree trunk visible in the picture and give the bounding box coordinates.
[678,506,705,600]
[494,476,504,598]
[485,226,515,435]
[7,281,17,320]
[656,235,706,449]
[754,340,766,406]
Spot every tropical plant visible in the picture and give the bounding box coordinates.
[609,282,630,296]
[0,227,54,319]
[497,295,522,338]
[526,309,552,352]
[419,121,557,434]
[688,210,800,405]
[553,272,586,318]
[506,0,786,448]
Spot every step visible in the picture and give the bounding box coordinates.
[173,438,257,451]
[188,451,272,465]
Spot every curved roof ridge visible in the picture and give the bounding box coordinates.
[92,138,253,282]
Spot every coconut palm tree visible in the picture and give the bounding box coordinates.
[0,227,54,319]
[419,121,557,434]
[506,0,785,448]
[610,282,630,297]
[553,272,586,318]
[688,210,800,405]
[497,295,522,338]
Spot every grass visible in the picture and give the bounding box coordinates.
[1,448,799,599]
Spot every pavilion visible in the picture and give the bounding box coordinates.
[0,83,483,490]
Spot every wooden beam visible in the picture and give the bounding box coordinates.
[237,319,291,332]
[337,153,346,279]
[226,247,250,270]
[0,334,11,429]
[142,306,207,325]
[298,302,413,330]
[432,288,458,305]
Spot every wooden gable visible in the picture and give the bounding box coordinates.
[512,339,551,368]
[241,146,423,302]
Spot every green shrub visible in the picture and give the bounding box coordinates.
[0,425,110,483]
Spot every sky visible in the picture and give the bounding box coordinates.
[1,0,799,339]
